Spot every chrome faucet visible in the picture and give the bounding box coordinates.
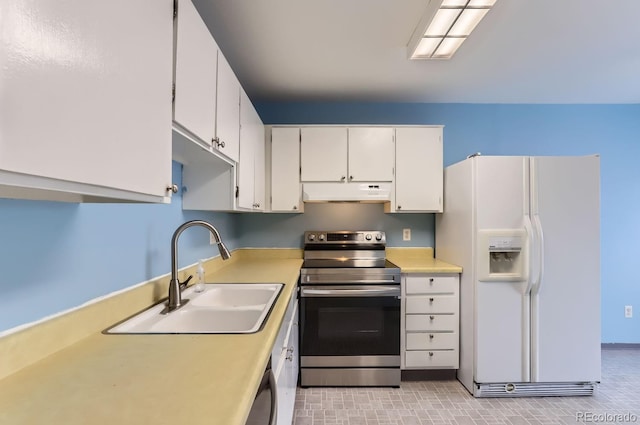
[164,220,231,313]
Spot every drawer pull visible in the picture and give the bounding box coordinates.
[429,297,434,302]
[429,352,434,357]
[429,334,434,339]
[429,278,434,284]
[429,315,435,320]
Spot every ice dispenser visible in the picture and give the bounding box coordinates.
[477,230,527,281]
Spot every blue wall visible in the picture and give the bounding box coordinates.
[1,103,638,343]
[253,102,640,343]
[0,162,238,332]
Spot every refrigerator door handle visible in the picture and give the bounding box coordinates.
[523,214,536,295]
[531,213,545,295]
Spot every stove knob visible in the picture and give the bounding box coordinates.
[308,234,316,241]
[365,234,372,241]
[375,233,383,241]
[318,234,326,241]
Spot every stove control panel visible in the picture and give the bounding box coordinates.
[304,231,386,245]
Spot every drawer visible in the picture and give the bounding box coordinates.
[405,275,458,295]
[405,295,457,314]
[405,314,457,331]
[406,332,458,350]
[405,350,458,369]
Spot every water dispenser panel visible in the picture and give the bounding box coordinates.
[478,230,528,282]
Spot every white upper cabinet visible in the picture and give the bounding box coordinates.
[0,0,173,203]
[174,0,249,212]
[348,128,394,182]
[173,0,239,163]
[392,127,443,212]
[300,127,348,182]
[271,128,302,212]
[300,127,394,183]
[215,51,241,162]
[173,0,218,147]
[238,89,265,211]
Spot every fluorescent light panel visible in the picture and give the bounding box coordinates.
[409,0,496,60]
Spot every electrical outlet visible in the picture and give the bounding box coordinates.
[625,305,633,318]
[403,228,411,241]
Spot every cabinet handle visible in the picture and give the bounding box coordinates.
[340,176,346,181]
[166,184,178,194]
[212,137,225,148]
[293,205,298,210]
[429,278,434,284]
[429,297,434,302]
[397,205,402,210]
[429,315,435,320]
[429,352,434,357]
[429,334,434,339]
[350,175,353,181]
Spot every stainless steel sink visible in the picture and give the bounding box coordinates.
[106,283,283,334]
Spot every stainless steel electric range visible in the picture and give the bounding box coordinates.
[299,230,401,387]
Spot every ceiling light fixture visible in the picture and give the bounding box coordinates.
[408,0,496,60]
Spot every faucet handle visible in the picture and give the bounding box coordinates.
[179,275,193,290]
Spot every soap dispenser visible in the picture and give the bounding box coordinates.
[195,259,206,293]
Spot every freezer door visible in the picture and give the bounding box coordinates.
[474,156,532,383]
[530,156,601,383]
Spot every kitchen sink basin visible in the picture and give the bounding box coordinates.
[105,283,283,334]
[190,285,279,308]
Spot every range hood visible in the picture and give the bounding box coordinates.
[302,182,391,203]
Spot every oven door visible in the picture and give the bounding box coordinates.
[299,285,400,364]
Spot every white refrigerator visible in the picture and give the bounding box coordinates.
[435,155,601,397]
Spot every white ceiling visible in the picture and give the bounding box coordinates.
[192,0,640,104]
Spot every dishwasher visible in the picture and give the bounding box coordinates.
[245,360,277,425]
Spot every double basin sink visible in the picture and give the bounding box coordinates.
[106,283,283,334]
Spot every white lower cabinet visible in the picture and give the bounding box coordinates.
[401,274,460,369]
[272,291,299,425]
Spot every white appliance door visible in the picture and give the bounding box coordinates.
[474,156,532,383]
[530,156,601,383]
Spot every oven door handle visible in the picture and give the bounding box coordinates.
[302,276,399,284]
[300,286,401,297]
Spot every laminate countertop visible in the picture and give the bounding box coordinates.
[0,257,302,425]
[387,248,462,273]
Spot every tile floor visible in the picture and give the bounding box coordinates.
[293,348,640,425]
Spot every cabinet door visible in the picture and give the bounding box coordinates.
[238,91,256,210]
[300,127,348,182]
[253,123,266,211]
[0,0,172,201]
[238,89,265,210]
[174,0,217,146]
[215,51,240,162]
[271,128,302,212]
[280,303,299,425]
[348,128,394,182]
[394,127,443,212]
